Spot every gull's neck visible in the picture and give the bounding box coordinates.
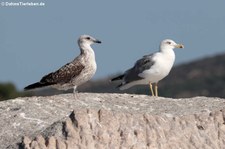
[159,47,175,62]
[79,42,95,56]
[159,46,175,55]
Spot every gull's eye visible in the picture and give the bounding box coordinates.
[167,41,171,44]
[86,37,91,40]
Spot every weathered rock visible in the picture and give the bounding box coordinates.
[0,93,225,149]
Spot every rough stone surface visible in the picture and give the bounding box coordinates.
[0,93,225,149]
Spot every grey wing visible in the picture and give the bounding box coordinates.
[123,54,155,83]
[40,61,85,84]
[135,53,155,74]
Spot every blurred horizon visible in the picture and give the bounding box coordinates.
[0,52,224,93]
[1,52,225,100]
[1,0,225,90]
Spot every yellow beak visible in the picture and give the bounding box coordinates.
[175,44,184,48]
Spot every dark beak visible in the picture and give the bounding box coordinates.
[95,39,102,44]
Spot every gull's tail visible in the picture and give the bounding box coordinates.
[24,82,52,90]
[117,82,134,90]
[111,74,130,90]
[110,74,124,82]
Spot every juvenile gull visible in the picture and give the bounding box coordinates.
[24,35,101,94]
[111,39,184,97]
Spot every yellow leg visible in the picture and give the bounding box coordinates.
[155,83,158,97]
[149,83,155,96]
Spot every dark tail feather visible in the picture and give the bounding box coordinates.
[116,83,123,89]
[24,82,52,90]
[111,74,124,82]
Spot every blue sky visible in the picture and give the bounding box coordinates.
[0,0,225,90]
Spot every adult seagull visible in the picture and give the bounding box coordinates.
[111,39,184,97]
[24,35,101,94]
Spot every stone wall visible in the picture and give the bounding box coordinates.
[0,93,225,149]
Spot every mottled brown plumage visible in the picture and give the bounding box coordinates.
[24,35,101,93]
[41,62,85,85]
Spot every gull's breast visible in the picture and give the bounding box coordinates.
[139,52,175,83]
[72,54,97,86]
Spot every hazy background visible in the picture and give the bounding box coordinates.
[0,0,225,90]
